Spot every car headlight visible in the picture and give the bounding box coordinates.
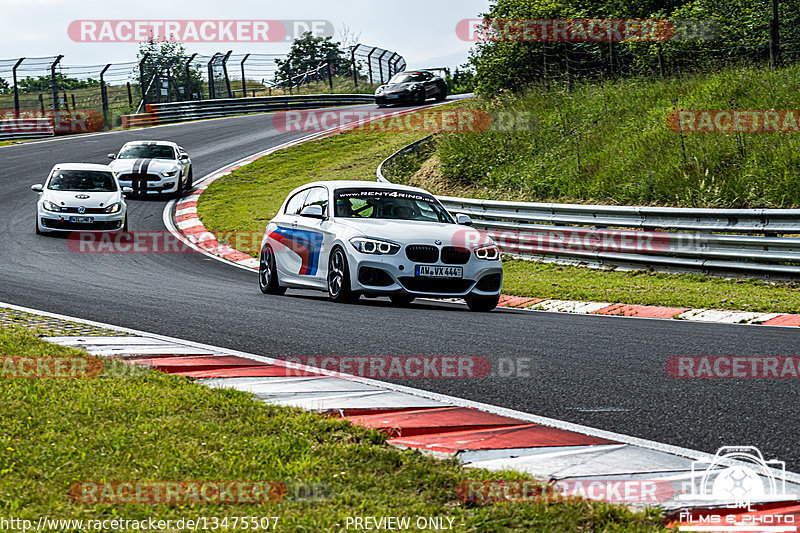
[161,170,178,177]
[350,237,400,255]
[104,202,121,214]
[42,200,61,212]
[475,244,500,260]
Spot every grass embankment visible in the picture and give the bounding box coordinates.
[198,104,800,314]
[413,64,800,209]
[0,326,663,530]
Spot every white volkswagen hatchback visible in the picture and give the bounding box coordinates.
[258,181,503,311]
[32,163,130,234]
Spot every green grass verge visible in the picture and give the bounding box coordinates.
[0,327,664,530]
[503,259,800,314]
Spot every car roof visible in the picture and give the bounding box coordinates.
[293,180,433,195]
[121,140,178,147]
[51,163,113,172]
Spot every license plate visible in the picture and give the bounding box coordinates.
[415,265,463,278]
[69,216,94,223]
[386,94,399,99]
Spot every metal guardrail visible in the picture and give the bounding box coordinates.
[377,135,800,279]
[123,94,375,128]
[0,118,55,141]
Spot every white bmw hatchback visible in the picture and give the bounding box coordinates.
[258,181,503,311]
[32,163,130,234]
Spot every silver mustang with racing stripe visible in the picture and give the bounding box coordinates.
[108,140,192,196]
[258,181,503,311]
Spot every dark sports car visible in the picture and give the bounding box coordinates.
[374,71,448,107]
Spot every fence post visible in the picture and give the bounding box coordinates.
[350,45,359,88]
[657,44,665,78]
[139,54,149,106]
[222,50,233,98]
[184,53,197,100]
[565,44,573,90]
[100,63,110,127]
[126,82,132,106]
[286,54,293,95]
[366,48,375,84]
[50,55,63,111]
[207,54,217,99]
[240,53,250,97]
[377,50,388,84]
[387,53,398,78]
[38,94,44,114]
[12,58,24,115]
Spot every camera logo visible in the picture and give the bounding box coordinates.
[680,446,795,507]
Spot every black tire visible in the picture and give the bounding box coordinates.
[35,217,42,235]
[389,294,415,306]
[185,168,193,191]
[416,90,426,105]
[465,294,499,312]
[327,246,356,303]
[435,84,447,102]
[259,245,286,295]
[122,215,128,232]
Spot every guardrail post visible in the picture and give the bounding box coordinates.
[366,48,375,84]
[377,50,388,84]
[12,58,24,115]
[139,54,149,106]
[222,50,233,98]
[50,55,63,111]
[184,53,197,100]
[100,63,110,129]
[350,45,359,88]
[240,53,250,98]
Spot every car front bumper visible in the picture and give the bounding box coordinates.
[375,91,420,105]
[38,208,126,232]
[347,252,503,298]
[116,173,179,195]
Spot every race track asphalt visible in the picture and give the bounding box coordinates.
[2,102,798,469]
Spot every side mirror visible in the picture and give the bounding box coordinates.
[180,154,189,160]
[107,153,116,160]
[456,213,472,226]
[300,204,325,219]
[31,184,43,192]
[122,187,134,194]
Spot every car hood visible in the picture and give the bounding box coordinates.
[109,158,179,174]
[334,218,491,247]
[42,190,120,208]
[378,82,420,94]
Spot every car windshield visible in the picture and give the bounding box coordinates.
[48,170,117,192]
[117,144,175,159]
[388,72,426,84]
[334,188,454,223]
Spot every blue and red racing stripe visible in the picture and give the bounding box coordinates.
[268,226,324,276]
